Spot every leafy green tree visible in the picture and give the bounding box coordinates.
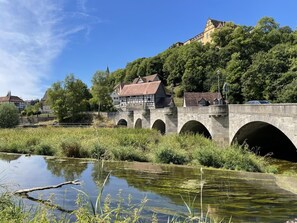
[163,49,185,86]
[91,71,114,112]
[24,102,41,116]
[182,58,206,92]
[277,78,297,102]
[111,69,126,84]
[212,22,237,47]
[146,56,164,78]
[137,58,149,77]
[64,75,92,120]
[226,52,249,103]
[47,74,91,122]
[47,82,67,121]
[0,103,19,128]
[125,58,146,82]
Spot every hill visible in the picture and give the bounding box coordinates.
[107,17,297,104]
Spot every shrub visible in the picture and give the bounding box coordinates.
[36,144,55,156]
[91,144,107,159]
[60,138,82,158]
[26,138,40,147]
[0,103,19,128]
[111,146,148,162]
[194,145,224,168]
[155,146,188,165]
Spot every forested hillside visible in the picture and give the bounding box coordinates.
[108,17,297,103]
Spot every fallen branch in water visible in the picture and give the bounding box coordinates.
[20,193,75,213]
[14,179,80,195]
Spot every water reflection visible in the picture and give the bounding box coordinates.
[1,153,297,222]
[45,158,88,181]
[0,153,21,163]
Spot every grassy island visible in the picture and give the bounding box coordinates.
[0,127,276,173]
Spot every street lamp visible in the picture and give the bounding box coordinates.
[223,82,229,104]
[216,70,221,104]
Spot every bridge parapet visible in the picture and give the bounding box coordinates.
[177,105,228,116]
[229,104,297,116]
[209,105,228,117]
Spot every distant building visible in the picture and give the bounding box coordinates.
[0,91,26,111]
[182,18,226,45]
[132,73,160,84]
[110,83,124,109]
[40,90,52,113]
[119,79,171,111]
[183,92,223,107]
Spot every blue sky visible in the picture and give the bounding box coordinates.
[1,0,297,99]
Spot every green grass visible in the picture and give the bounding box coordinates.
[0,127,276,173]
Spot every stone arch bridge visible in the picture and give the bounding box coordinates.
[109,104,297,161]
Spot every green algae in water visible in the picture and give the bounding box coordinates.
[1,153,297,222]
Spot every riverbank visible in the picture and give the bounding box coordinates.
[0,126,277,173]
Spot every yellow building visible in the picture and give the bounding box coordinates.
[184,18,226,45]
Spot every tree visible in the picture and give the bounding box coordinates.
[47,74,91,122]
[277,78,297,102]
[0,103,19,128]
[111,69,126,84]
[225,52,249,103]
[24,102,41,116]
[163,49,185,86]
[182,58,206,92]
[91,71,114,112]
[124,58,146,82]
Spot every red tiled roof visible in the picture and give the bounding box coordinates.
[184,92,222,107]
[119,81,162,97]
[0,95,24,103]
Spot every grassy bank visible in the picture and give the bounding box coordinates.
[0,127,276,173]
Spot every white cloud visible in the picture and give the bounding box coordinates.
[0,0,98,99]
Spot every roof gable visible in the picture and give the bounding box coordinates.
[132,74,160,84]
[184,92,223,107]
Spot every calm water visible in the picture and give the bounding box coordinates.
[1,153,297,222]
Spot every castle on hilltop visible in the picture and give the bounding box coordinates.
[175,18,226,46]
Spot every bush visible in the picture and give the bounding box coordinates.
[194,145,224,168]
[0,103,19,128]
[60,138,82,158]
[36,144,55,156]
[193,144,275,173]
[111,146,148,162]
[91,144,107,159]
[155,146,188,165]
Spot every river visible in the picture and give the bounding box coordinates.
[0,153,297,222]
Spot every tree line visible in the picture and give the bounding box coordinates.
[108,16,297,103]
[46,16,297,122]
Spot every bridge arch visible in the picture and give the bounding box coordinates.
[135,118,142,129]
[231,121,297,161]
[179,120,212,138]
[117,119,128,127]
[152,119,166,134]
